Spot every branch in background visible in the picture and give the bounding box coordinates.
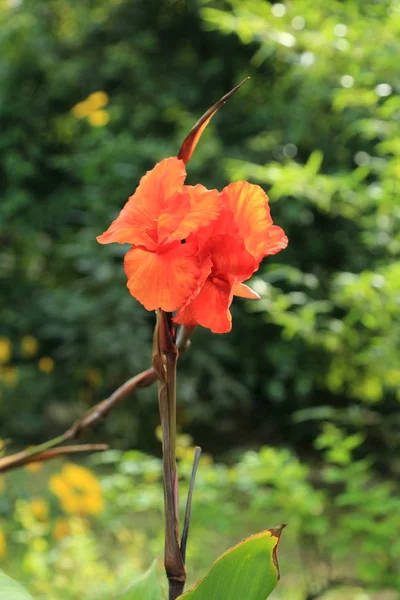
[65,367,157,438]
[0,368,156,473]
[0,325,196,474]
[2,444,109,473]
[28,444,109,461]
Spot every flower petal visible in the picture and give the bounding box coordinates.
[210,234,256,280]
[97,157,186,249]
[174,276,234,334]
[156,193,191,245]
[163,185,221,244]
[221,181,287,261]
[124,242,200,312]
[265,225,289,255]
[232,282,261,299]
[175,253,213,313]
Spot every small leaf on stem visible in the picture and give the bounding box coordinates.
[180,446,202,564]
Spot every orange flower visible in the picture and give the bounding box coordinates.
[97,157,220,311]
[174,181,288,333]
[97,159,287,333]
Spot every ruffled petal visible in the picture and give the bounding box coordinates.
[186,206,235,253]
[264,225,289,255]
[136,156,186,207]
[97,157,186,249]
[156,193,191,246]
[174,276,234,334]
[97,212,158,250]
[175,253,213,313]
[209,234,256,281]
[221,181,286,261]
[232,282,261,299]
[163,185,221,244]
[124,242,200,312]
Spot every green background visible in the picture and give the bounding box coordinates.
[1,0,399,598]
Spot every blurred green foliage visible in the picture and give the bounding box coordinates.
[118,561,160,600]
[1,0,399,597]
[1,0,399,460]
[1,430,400,599]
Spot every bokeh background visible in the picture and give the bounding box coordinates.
[1,0,400,598]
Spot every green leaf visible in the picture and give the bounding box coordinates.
[0,572,35,600]
[178,525,286,600]
[117,561,161,600]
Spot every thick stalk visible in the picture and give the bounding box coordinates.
[153,311,185,599]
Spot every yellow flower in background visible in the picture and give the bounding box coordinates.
[87,91,109,110]
[49,464,104,516]
[200,454,213,466]
[0,530,6,558]
[71,90,109,122]
[14,499,34,530]
[71,100,92,118]
[155,425,163,443]
[21,335,39,357]
[0,338,11,363]
[143,470,160,484]
[53,517,70,540]
[1,366,18,387]
[14,498,49,529]
[31,538,48,553]
[30,499,49,522]
[88,110,109,127]
[25,462,43,474]
[175,432,197,460]
[38,356,54,373]
[176,446,195,460]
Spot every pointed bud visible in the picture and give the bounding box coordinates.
[178,77,250,164]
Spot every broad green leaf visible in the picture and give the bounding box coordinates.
[117,561,161,600]
[0,572,35,600]
[178,525,286,600]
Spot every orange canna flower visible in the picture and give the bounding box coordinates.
[97,81,288,332]
[97,157,221,312]
[98,161,288,332]
[174,181,288,333]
